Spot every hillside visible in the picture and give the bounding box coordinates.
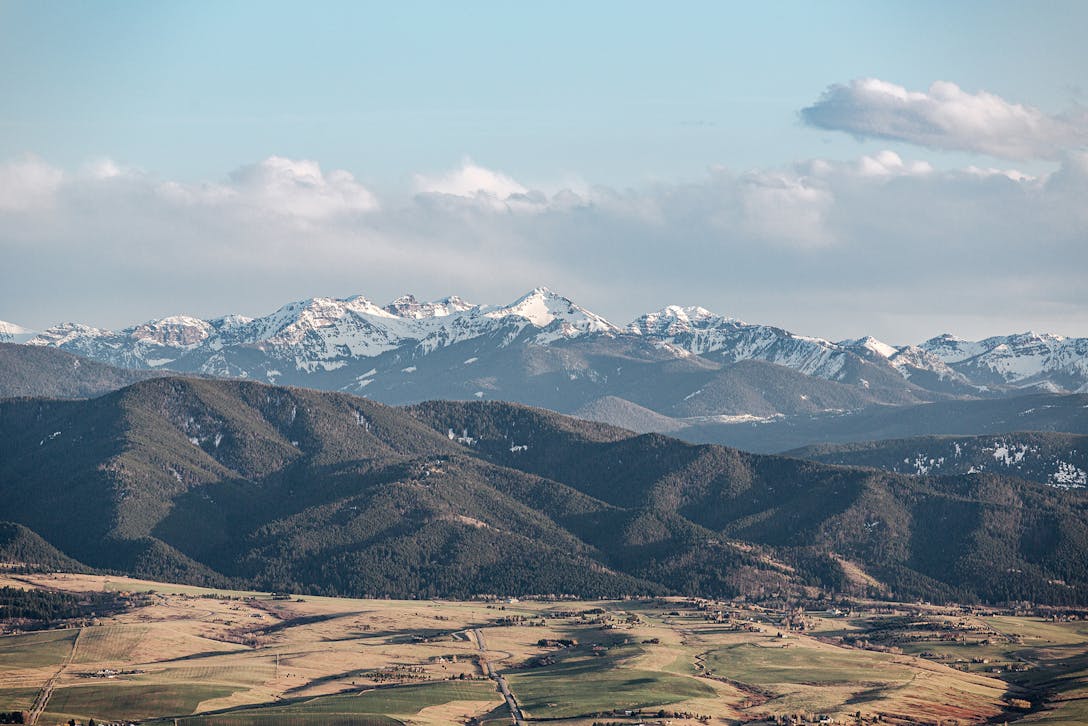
[410,400,1088,604]
[681,391,1088,452]
[4,378,1088,604]
[0,378,653,598]
[0,343,163,399]
[0,522,90,572]
[789,431,1088,487]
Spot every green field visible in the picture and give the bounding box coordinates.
[176,716,399,726]
[507,656,716,718]
[170,681,498,724]
[703,641,913,686]
[0,629,76,670]
[44,683,236,721]
[0,686,39,711]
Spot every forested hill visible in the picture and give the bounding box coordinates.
[789,432,1087,487]
[3,377,1088,605]
[0,342,163,399]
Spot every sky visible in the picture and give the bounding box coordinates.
[1,0,1086,343]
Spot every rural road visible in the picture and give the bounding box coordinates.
[471,628,525,725]
[28,627,82,724]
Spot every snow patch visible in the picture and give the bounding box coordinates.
[449,428,477,445]
[1052,462,1087,488]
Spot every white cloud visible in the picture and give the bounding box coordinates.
[95,155,381,222]
[0,155,64,211]
[226,156,379,218]
[414,159,528,199]
[1,152,1086,341]
[738,170,834,247]
[802,78,1088,160]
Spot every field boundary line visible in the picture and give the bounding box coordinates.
[27,626,82,724]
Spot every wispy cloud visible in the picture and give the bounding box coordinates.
[414,159,527,200]
[801,78,1088,160]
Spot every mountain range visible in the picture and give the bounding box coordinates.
[4,376,1088,605]
[4,289,1087,434]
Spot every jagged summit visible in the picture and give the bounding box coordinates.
[485,287,619,338]
[383,294,476,319]
[14,288,1088,398]
[628,305,723,336]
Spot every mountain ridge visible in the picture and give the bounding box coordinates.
[4,376,1088,605]
[12,289,1088,396]
[6,290,1088,437]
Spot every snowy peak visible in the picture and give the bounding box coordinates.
[628,306,850,379]
[383,294,477,319]
[29,322,112,347]
[13,290,1088,395]
[244,296,393,340]
[485,287,620,338]
[840,336,899,359]
[487,287,571,326]
[0,320,37,343]
[628,305,724,336]
[920,331,1088,385]
[209,313,254,332]
[919,334,987,363]
[128,315,215,349]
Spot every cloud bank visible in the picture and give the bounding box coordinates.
[802,78,1088,160]
[1,153,1086,342]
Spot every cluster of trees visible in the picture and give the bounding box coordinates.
[0,586,124,624]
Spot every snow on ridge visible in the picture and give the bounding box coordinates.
[482,287,620,343]
[840,335,899,359]
[28,322,114,347]
[383,294,476,319]
[920,330,1088,384]
[0,320,38,343]
[15,288,1088,388]
[627,305,735,336]
[629,306,849,379]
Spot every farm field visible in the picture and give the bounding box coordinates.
[2,573,1088,725]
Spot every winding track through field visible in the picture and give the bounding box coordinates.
[27,626,82,724]
[680,626,774,708]
[470,628,524,725]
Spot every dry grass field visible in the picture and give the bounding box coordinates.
[2,572,1088,725]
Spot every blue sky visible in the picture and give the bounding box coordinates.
[4,1,1083,183]
[1,1,1086,340]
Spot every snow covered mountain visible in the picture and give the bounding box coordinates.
[23,287,625,383]
[919,332,1088,392]
[630,305,855,380]
[0,320,37,344]
[11,289,1088,420]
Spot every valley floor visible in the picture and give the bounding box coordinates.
[2,573,1088,725]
